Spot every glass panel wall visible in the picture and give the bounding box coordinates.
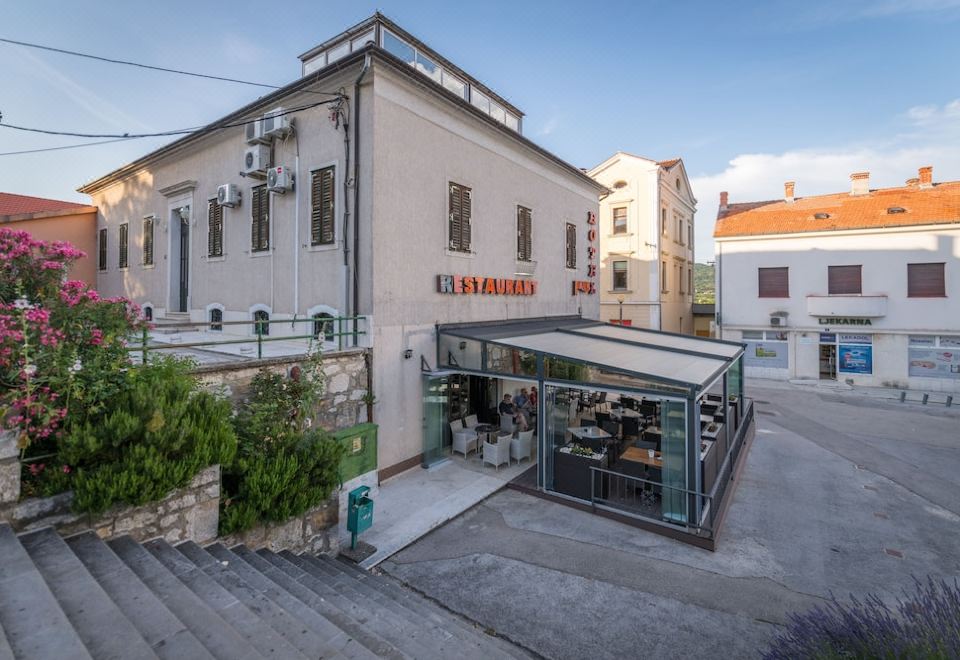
[660,400,688,523]
[438,335,482,370]
[487,345,537,377]
[422,374,450,467]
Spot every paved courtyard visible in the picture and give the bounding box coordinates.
[381,381,960,659]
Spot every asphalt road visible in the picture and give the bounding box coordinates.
[381,382,960,659]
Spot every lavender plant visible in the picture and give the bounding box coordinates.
[764,576,960,659]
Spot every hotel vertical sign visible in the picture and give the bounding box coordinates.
[572,211,598,295]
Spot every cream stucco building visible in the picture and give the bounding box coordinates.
[715,167,960,392]
[588,153,696,333]
[80,14,603,478]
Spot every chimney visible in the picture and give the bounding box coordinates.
[906,177,920,188]
[850,171,870,196]
[919,165,933,188]
[720,191,728,209]
[784,181,795,203]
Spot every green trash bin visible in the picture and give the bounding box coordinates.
[347,485,373,550]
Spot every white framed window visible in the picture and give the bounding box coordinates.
[248,304,272,336]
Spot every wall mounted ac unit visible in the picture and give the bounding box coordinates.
[217,183,241,208]
[267,166,293,193]
[243,145,270,175]
[769,316,784,327]
[245,118,267,144]
[262,108,291,138]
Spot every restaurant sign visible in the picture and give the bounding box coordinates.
[437,274,538,296]
[817,317,872,326]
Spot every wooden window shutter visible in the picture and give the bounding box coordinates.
[828,265,861,295]
[565,223,576,269]
[758,267,789,298]
[448,182,471,252]
[208,200,223,257]
[251,185,269,251]
[98,228,107,270]
[142,217,154,265]
[311,166,335,245]
[517,205,532,261]
[907,262,945,297]
[118,223,128,268]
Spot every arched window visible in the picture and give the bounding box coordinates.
[313,312,335,343]
[209,308,223,331]
[253,309,270,336]
[143,305,153,321]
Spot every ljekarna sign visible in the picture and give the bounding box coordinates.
[437,274,538,295]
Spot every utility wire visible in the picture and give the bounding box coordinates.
[0,137,134,157]
[0,99,339,140]
[0,36,339,96]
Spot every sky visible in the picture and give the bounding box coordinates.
[2,0,960,258]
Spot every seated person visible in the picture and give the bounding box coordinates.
[514,388,529,410]
[499,394,529,431]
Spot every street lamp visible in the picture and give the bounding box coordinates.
[617,295,624,324]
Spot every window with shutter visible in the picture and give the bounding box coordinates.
[98,228,107,271]
[142,217,154,266]
[828,265,861,295]
[311,166,336,245]
[208,199,224,257]
[517,205,532,261]
[907,262,945,297]
[118,223,128,268]
[251,185,269,252]
[448,182,472,252]
[612,207,627,234]
[613,261,628,290]
[758,267,789,298]
[565,223,576,269]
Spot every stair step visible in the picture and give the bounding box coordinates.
[107,536,259,660]
[144,539,308,660]
[19,529,156,660]
[174,541,351,660]
[0,525,92,659]
[66,532,213,660]
[321,555,527,660]
[206,543,372,660]
[258,549,442,660]
[302,555,511,660]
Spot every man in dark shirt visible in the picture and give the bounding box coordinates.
[499,394,529,431]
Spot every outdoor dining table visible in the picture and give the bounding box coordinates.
[609,408,641,421]
[474,423,499,455]
[567,426,612,441]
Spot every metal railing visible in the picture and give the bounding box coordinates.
[587,398,755,537]
[126,315,368,362]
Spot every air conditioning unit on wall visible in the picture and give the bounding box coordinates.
[243,145,270,176]
[262,108,291,138]
[267,166,294,193]
[769,311,789,327]
[217,183,241,208]
[245,117,267,144]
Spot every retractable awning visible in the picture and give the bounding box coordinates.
[438,316,744,393]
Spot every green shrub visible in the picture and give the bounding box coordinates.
[60,356,236,514]
[220,351,345,535]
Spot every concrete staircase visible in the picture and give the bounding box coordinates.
[0,525,528,659]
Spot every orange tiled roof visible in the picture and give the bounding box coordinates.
[0,192,92,217]
[658,158,680,169]
[714,181,960,238]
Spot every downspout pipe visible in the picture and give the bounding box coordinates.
[352,54,371,336]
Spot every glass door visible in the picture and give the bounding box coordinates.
[422,373,451,468]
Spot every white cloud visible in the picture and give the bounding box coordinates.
[537,116,561,136]
[692,99,960,259]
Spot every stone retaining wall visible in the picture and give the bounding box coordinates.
[220,496,339,555]
[194,348,370,430]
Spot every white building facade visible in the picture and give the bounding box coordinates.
[81,14,603,476]
[588,153,696,333]
[715,169,960,392]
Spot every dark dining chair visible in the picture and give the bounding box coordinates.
[595,411,611,427]
[622,416,641,441]
[580,418,597,428]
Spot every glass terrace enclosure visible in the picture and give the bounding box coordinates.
[434,317,753,544]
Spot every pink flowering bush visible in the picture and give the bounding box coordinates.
[0,227,142,495]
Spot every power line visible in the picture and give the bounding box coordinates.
[0,99,340,140]
[0,36,339,96]
[0,137,135,157]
